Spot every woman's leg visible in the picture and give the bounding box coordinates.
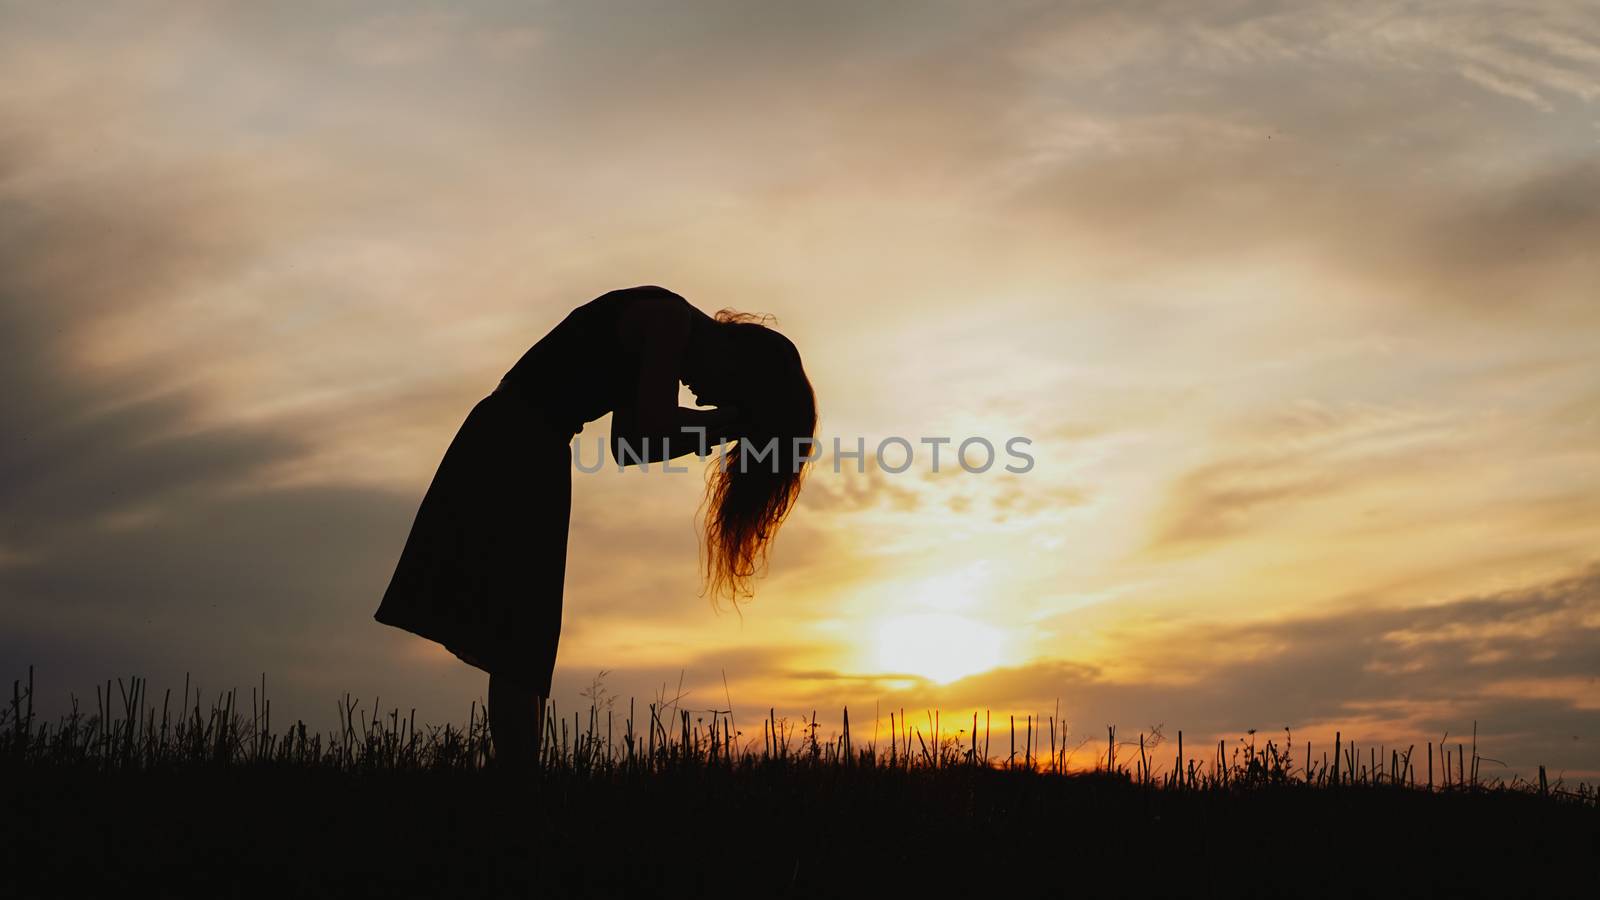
[484,424,567,769]
[487,673,546,767]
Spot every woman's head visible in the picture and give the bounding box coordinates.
[699,309,817,605]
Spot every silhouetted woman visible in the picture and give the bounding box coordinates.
[375,285,817,765]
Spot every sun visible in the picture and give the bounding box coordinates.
[873,613,1005,684]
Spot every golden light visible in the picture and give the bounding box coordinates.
[873,613,1006,684]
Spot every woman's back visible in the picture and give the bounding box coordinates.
[501,285,685,435]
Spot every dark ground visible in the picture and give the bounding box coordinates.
[4,764,1597,898]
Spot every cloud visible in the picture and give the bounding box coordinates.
[989,3,1600,319]
[1011,1,1600,108]
[0,121,307,553]
[1148,458,1344,549]
[442,563,1600,777]
[846,564,1600,775]
[1141,400,1449,551]
[0,96,458,723]
[798,460,923,514]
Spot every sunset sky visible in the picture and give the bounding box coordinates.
[2,1,1596,777]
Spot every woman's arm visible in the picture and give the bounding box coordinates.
[611,403,744,465]
[609,289,744,465]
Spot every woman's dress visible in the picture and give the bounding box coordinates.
[374,286,680,695]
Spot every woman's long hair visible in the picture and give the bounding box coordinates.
[701,310,817,606]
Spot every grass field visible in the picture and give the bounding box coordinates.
[4,667,1596,898]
